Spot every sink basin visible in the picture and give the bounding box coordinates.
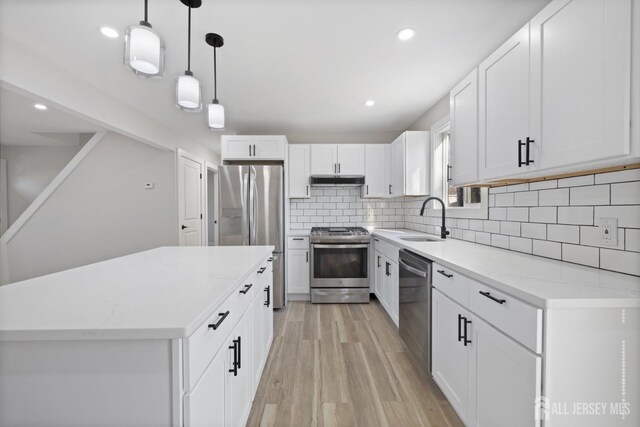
[399,236,442,242]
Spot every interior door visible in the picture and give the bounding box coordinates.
[467,314,542,427]
[178,151,204,246]
[530,0,631,170]
[450,69,479,186]
[310,144,337,175]
[336,144,365,175]
[432,289,469,423]
[479,24,532,180]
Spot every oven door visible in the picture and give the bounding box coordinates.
[311,243,369,288]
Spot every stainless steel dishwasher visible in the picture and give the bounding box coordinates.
[398,249,432,375]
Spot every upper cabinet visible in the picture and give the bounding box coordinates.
[478,0,634,182]
[288,145,311,198]
[449,69,479,186]
[362,144,389,198]
[389,131,430,197]
[478,24,532,181]
[221,135,287,161]
[309,144,365,175]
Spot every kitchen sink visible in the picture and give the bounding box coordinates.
[399,236,442,242]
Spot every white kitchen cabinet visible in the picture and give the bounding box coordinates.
[288,145,311,198]
[389,132,429,197]
[261,281,273,361]
[374,250,385,303]
[221,135,287,161]
[467,313,542,427]
[336,144,365,175]
[225,311,251,427]
[362,144,390,198]
[432,289,469,424]
[530,0,632,171]
[386,259,399,327]
[250,291,263,398]
[449,68,479,186]
[478,24,533,181]
[287,248,310,295]
[184,345,226,427]
[310,144,338,175]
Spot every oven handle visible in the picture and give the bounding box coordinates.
[311,244,369,249]
[399,259,428,278]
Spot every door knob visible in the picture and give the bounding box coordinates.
[181,225,188,230]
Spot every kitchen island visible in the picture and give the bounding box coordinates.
[0,246,274,427]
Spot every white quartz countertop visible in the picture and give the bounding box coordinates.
[0,246,273,341]
[372,229,640,309]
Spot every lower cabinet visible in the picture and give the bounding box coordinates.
[432,288,542,427]
[225,312,251,427]
[373,248,399,327]
[183,347,226,427]
[287,249,310,294]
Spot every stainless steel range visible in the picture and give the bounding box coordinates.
[309,227,370,304]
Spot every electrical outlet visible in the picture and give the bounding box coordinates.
[144,183,155,189]
[599,218,618,246]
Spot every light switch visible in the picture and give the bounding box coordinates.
[599,218,618,246]
[144,183,155,189]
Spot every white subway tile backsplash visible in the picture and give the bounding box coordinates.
[530,207,557,223]
[539,188,569,206]
[532,240,562,260]
[514,191,539,206]
[500,221,521,236]
[476,232,491,245]
[510,236,532,253]
[558,175,594,188]
[594,168,640,184]
[610,181,640,205]
[495,193,515,206]
[462,230,476,242]
[557,206,594,225]
[626,229,640,252]
[594,205,640,228]
[570,185,609,206]
[547,224,580,244]
[484,220,501,233]
[562,244,599,267]
[529,180,557,190]
[580,226,625,250]
[507,207,529,222]
[491,234,510,249]
[506,183,529,192]
[600,249,640,276]
[489,208,507,220]
[521,223,546,240]
[469,219,484,231]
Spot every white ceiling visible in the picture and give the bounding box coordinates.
[0,87,102,146]
[0,0,550,148]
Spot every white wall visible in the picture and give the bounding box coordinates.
[2,131,177,284]
[0,144,81,227]
[407,94,449,132]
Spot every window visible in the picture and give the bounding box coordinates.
[430,117,487,219]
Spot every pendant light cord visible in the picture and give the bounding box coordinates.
[144,0,148,22]
[187,6,191,71]
[213,47,218,100]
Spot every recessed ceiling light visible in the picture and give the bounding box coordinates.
[396,28,416,41]
[364,100,375,107]
[99,26,119,39]
[34,103,48,111]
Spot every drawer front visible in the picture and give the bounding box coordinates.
[432,263,469,307]
[184,274,257,390]
[288,236,309,249]
[467,280,542,353]
[255,258,272,287]
[376,239,399,262]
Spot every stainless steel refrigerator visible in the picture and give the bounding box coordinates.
[218,165,285,308]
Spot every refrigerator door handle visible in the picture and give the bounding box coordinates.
[249,167,258,245]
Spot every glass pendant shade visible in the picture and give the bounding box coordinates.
[207,101,225,130]
[124,22,165,78]
[175,72,202,111]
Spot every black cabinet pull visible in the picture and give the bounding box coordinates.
[457,314,463,342]
[249,145,252,157]
[306,251,309,263]
[181,225,188,230]
[385,262,390,276]
[208,311,230,330]
[264,286,271,307]
[463,318,472,346]
[377,255,381,268]
[239,284,253,294]
[388,184,392,195]
[366,184,369,195]
[229,337,240,376]
[237,336,242,369]
[447,164,452,182]
[437,269,453,278]
[526,137,535,165]
[258,267,267,274]
[268,257,274,262]
[306,185,309,196]
[479,291,506,304]
[518,139,526,167]
[292,238,304,241]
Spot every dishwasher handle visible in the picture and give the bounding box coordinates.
[399,259,428,278]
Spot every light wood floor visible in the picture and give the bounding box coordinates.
[246,299,464,427]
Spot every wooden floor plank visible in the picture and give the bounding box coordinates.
[246,300,462,427]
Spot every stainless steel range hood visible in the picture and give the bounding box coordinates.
[310,175,365,186]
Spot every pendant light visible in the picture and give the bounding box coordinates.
[175,0,202,111]
[205,33,225,130]
[124,0,165,78]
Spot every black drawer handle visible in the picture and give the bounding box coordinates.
[229,337,240,376]
[385,262,390,276]
[479,291,506,304]
[257,267,267,274]
[463,317,472,346]
[268,257,274,262]
[239,284,253,294]
[208,311,230,330]
[264,286,271,307]
[437,269,453,278]
[292,238,304,241]
[457,314,463,343]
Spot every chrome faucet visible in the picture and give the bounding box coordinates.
[419,196,450,239]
